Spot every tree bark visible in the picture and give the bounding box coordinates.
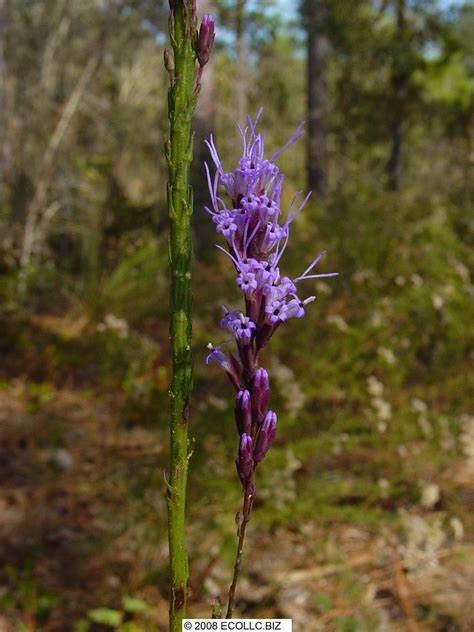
[0,0,13,186]
[18,54,99,295]
[387,0,408,191]
[304,0,330,197]
[235,0,247,127]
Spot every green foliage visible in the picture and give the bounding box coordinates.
[87,607,123,627]
[97,236,168,322]
[313,591,333,613]
[0,565,58,626]
[334,614,367,632]
[83,596,159,631]
[122,596,149,614]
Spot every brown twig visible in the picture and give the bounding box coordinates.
[394,559,420,632]
[226,476,254,618]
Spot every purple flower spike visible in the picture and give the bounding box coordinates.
[237,433,254,481]
[205,111,338,502]
[197,14,215,67]
[235,390,252,435]
[253,368,270,422]
[254,411,277,463]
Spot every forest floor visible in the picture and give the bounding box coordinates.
[0,314,473,632]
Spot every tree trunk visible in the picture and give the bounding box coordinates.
[387,0,408,191]
[0,0,13,187]
[18,54,99,295]
[235,0,247,127]
[304,0,330,197]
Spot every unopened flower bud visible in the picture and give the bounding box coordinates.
[197,14,215,67]
[254,411,277,463]
[253,367,270,423]
[235,389,252,435]
[236,433,253,481]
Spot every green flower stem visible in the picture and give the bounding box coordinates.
[165,3,199,631]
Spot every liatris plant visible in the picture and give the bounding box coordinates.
[165,1,214,631]
[205,110,338,618]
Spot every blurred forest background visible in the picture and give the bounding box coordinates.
[0,0,473,630]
